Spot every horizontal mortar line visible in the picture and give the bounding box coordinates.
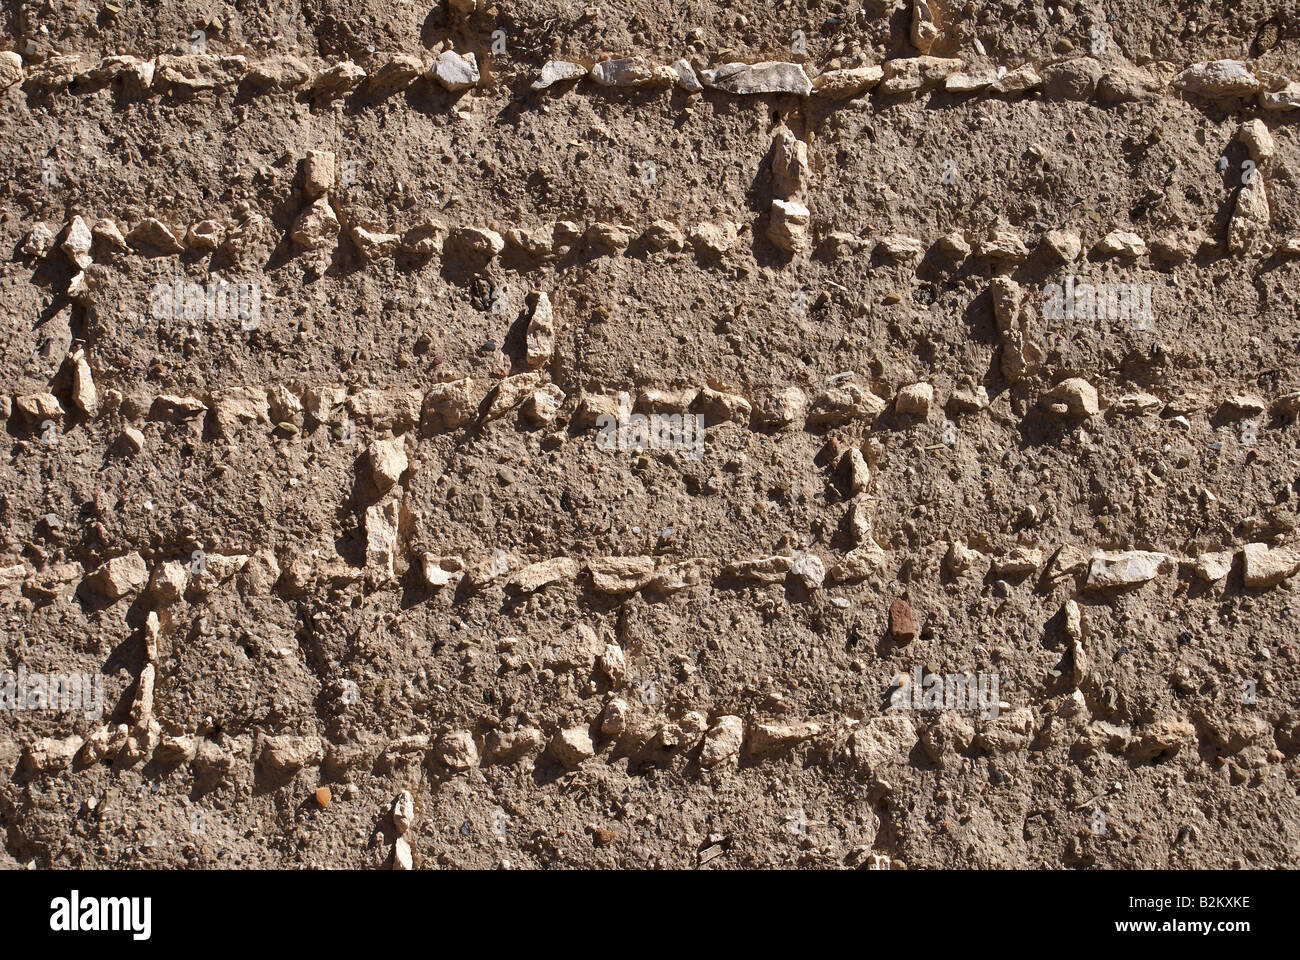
[9,47,1296,118]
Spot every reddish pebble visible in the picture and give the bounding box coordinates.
[889,599,916,643]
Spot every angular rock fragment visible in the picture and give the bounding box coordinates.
[312,61,366,97]
[127,218,185,254]
[1085,551,1172,589]
[291,197,340,250]
[770,126,808,199]
[749,720,821,754]
[368,436,408,492]
[911,0,939,53]
[813,65,883,98]
[1193,549,1235,583]
[524,291,557,368]
[434,730,479,771]
[671,59,702,92]
[61,216,93,270]
[532,60,587,90]
[754,385,806,428]
[549,727,595,767]
[588,556,656,594]
[523,383,566,424]
[1174,60,1259,98]
[83,553,147,602]
[989,278,1039,382]
[992,64,1043,94]
[701,61,813,96]
[1228,176,1269,254]
[889,598,916,643]
[1241,542,1300,587]
[808,376,886,426]
[1042,378,1100,418]
[431,50,479,91]
[687,220,739,256]
[484,372,542,420]
[1096,230,1147,258]
[895,382,933,418]
[259,735,324,778]
[509,557,577,593]
[699,716,744,768]
[724,555,793,584]
[590,56,658,87]
[880,56,963,94]
[422,378,480,431]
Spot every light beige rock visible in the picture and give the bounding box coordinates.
[911,0,939,53]
[1043,378,1100,417]
[767,198,811,254]
[147,560,188,605]
[1043,228,1082,262]
[725,555,794,584]
[1086,550,1172,589]
[754,386,806,428]
[350,226,400,260]
[259,735,324,777]
[813,65,883,98]
[311,61,366,97]
[392,837,413,870]
[485,372,543,420]
[68,349,97,416]
[432,50,479,91]
[423,378,480,431]
[127,218,185,253]
[290,197,339,249]
[880,56,963,94]
[61,215,93,270]
[990,277,1039,382]
[1193,549,1235,583]
[1228,176,1269,254]
[509,556,577,593]
[695,385,751,423]
[1174,60,1259,98]
[701,61,813,95]
[421,554,463,589]
[1096,230,1147,257]
[446,225,505,265]
[770,126,809,199]
[699,716,745,767]
[0,51,22,88]
[588,556,656,593]
[549,726,595,767]
[808,376,886,426]
[523,383,566,424]
[435,730,479,770]
[525,291,556,368]
[532,60,587,90]
[392,790,414,834]
[186,219,224,250]
[688,220,739,256]
[601,699,631,737]
[368,436,408,492]
[749,719,821,754]
[1236,119,1276,166]
[895,382,933,417]
[1241,542,1300,587]
[991,64,1043,94]
[364,498,402,583]
[84,553,148,601]
[1109,392,1161,415]
[590,56,658,87]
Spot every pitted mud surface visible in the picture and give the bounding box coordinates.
[1,1,1299,869]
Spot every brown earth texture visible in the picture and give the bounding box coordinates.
[1,0,1300,870]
